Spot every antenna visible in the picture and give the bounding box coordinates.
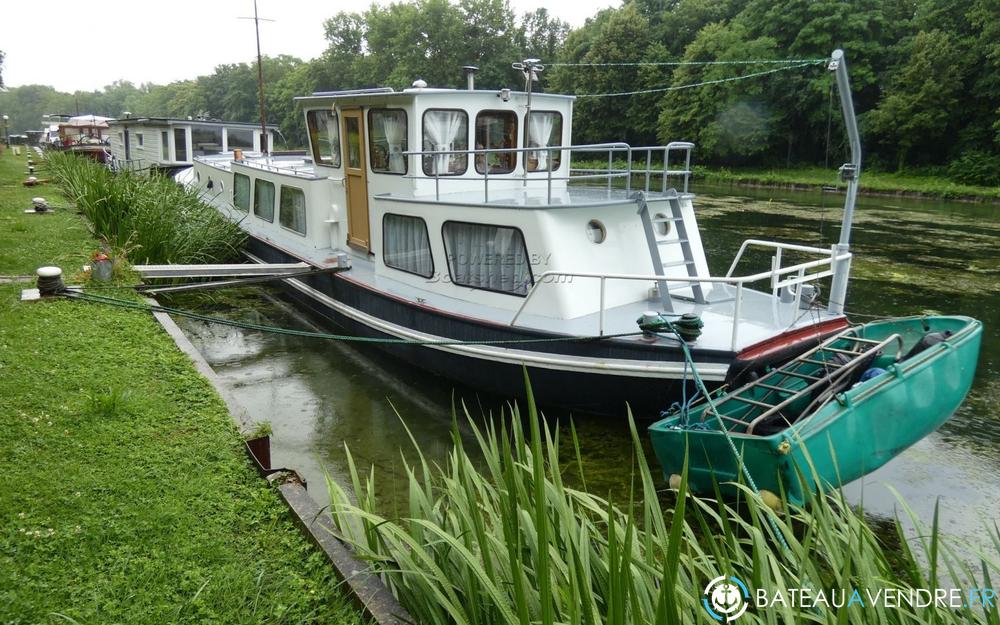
[512,59,544,186]
[237,1,275,156]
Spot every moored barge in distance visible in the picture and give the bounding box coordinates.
[181,53,861,416]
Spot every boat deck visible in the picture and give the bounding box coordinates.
[292,249,838,354]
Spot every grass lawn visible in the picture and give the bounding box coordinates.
[696,165,1000,202]
[0,147,364,625]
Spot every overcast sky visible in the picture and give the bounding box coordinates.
[3,0,615,92]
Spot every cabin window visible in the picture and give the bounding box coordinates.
[307,110,342,167]
[228,128,254,150]
[254,179,275,222]
[174,128,188,161]
[383,214,433,278]
[136,133,144,147]
[442,221,532,296]
[422,109,468,176]
[161,131,169,160]
[233,173,251,212]
[474,111,517,174]
[368,109,408,174]
[192,126,223,156]
[525,111,562,172]
[279,185,307,235]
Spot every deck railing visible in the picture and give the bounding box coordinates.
[509,241,851,350]
[401,141,694,203]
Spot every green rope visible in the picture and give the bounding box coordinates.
[62,290,644,347]
[641,315,793,554]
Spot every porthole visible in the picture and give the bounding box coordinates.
[195,171,201,183]
[206,177,214,190]
[586,219,606,244]
[654,212,672,236]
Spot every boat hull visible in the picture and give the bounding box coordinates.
[648,316,983,502]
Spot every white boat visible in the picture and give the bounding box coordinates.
[182,53,862,415]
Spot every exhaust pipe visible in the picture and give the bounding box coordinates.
[462,65,479,91]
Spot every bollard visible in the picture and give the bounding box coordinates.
[36,266,65,296]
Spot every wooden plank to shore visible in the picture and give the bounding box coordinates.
[134,262,310,278]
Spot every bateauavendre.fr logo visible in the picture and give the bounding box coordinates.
[703,574,998,621]
[703,575,750,622]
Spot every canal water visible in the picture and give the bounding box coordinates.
[170,183,999,546]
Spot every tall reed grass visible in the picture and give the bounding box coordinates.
[327,376,1000,625]
[47,152,245,264]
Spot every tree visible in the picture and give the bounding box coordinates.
[516,9,569,61]
[866,30,967,170]
[656,21,782,162]
[548,3,658,145]
[0,49,5,89]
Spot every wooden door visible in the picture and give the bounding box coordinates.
[342,109,370,250]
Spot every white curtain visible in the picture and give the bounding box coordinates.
[279,187,307,234]
[384,214,433,277]
[323,112,341,166]
[443,223,531,295]
[528,112,556,170]
[382,114,406,173]
[423,110,466,175]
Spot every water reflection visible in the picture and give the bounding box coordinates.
[171,182,999,553]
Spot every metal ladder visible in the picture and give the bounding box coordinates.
[705,331,902,434]
[636,190,706,312]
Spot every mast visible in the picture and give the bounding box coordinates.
[827,49,860,315]
[253,0,268,156]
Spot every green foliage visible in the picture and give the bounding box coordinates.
[84,385,134,419]
[46,153,246,265]
[947,150,1000,187]
[866,30,968,170]
[328,388,1000,625]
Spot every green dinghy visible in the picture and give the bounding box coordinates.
[648,316,983,503]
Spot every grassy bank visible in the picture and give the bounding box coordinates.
[329,386,1000,625]
[0,149,363,623]
[695,165,1000,202]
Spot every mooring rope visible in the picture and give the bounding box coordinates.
[648,316,794,554]
[571,60,825,98]
[548,58,827,67]
[62,290,646,347]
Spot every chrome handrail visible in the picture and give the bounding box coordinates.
[399,141,695,203]
[509,241,850,350]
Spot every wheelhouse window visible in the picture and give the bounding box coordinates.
[475,111,517,174]
[307,110,341,167]
[233,173,251,212]
[136,133,144,147]
[227,128,254,150]
[383,214,433,278]
[279,185,307,235]
[422,109,468,176]
[368,109,408,174]
[525,111,562,172]
[442,221,532,296]
[160,131,169,160]
[253,179,275,222]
